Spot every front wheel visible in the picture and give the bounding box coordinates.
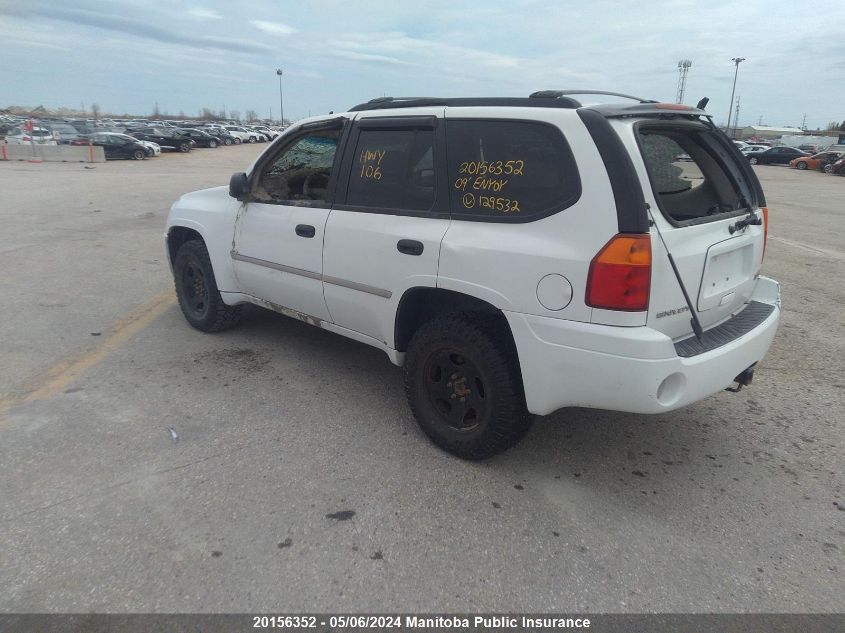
[132,149,145,160]
[749,157,759,165]
[823,164,833,174]
[796,161,807,170]
[404,314,533,459]
[179,142,191,153]
[173,240,243,332]
[248,136,257,144]
[223,137,232,146]
[233,137,242,145]
[208,140,217,148]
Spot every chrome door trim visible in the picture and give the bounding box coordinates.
[231,251,392,299]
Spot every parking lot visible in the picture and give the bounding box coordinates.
[1,147,843,612]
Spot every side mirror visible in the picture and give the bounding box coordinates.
[229,172,249,200]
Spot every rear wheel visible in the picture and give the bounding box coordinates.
[223,137,232,146]
[796,161,807,170]
[233,137,242,145]
[404,313,533,459]
[823,164,833,174]
[173,240,242,332]
[179,142,191,153]
[749,157,759,165]
[208,139,218,148]
[248,136,257,144]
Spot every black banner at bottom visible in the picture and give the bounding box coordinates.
[0,614,842,633]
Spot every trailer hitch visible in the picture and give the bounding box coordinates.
[725,364,756,393]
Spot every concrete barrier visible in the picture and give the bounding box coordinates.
[1,143,106,163]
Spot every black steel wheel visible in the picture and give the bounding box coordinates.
[404,313,533,459]
[173,240,242,332]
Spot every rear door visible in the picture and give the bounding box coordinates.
[322,113,450,344]
[621,120,766,340]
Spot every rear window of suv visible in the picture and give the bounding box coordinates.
[446,120,581,222]
[637,125,753,225]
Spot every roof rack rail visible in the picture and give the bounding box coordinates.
[529,90,658,104]
[348,96,581,111]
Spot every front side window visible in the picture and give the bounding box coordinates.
[639,126,749,224]
[446,120,581,221]
[345,128,435,211]
[253,129,340,205]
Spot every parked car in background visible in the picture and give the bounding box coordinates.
[3,126,58,145]
[224,126,260,143]
[789,151,842,171]
[201,127,237,146]
[826,156,845,175]
[71,132,151,160]
[128,127,193,152]
[746,146,808,165]
[251,125,280,140]
[44,123,83,144]
[741,145,769,155]
[177,128,220,148]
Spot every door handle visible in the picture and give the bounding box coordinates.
[295,224,316,238]
[397,239,424,256]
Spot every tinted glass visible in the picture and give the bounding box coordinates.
[254,130,340,205]
[446,120,580,220]
[345,128,435,211]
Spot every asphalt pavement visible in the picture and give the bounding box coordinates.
[1,147,842,612]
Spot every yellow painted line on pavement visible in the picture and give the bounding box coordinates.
[0,290,176,418]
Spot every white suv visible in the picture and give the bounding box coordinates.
[165,91,780,459]
[223,126,260,144]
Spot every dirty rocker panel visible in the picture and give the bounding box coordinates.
[674,300,775,357]
[230,251,392,299]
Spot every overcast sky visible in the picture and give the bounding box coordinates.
[1,0,843,128]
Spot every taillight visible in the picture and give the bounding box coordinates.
[22,135,31,142]
[761,207,768,260]
[586,234,652,311]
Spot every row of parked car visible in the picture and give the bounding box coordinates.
[732,140,845,175]
[1,117,285,160]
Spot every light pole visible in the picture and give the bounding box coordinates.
[724,57,745,137]
[275,68,284,126]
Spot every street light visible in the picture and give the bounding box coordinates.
[275,68,284,127]
[724,57,745,137]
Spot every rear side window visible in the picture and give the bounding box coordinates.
[345,128,435,211]
[638,126,751,225]
[446,120,581,221]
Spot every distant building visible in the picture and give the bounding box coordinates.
[740,125,804,140]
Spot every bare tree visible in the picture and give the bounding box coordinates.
[245,109,258,122]
[200,107,214,120]
[91,103,101,119]
[229,110,240,122]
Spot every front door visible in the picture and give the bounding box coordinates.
[232,122,347,321]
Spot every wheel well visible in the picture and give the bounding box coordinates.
[167,226,204,265]
[394,287,512,352]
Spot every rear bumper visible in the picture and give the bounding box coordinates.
[506,276,780,416]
